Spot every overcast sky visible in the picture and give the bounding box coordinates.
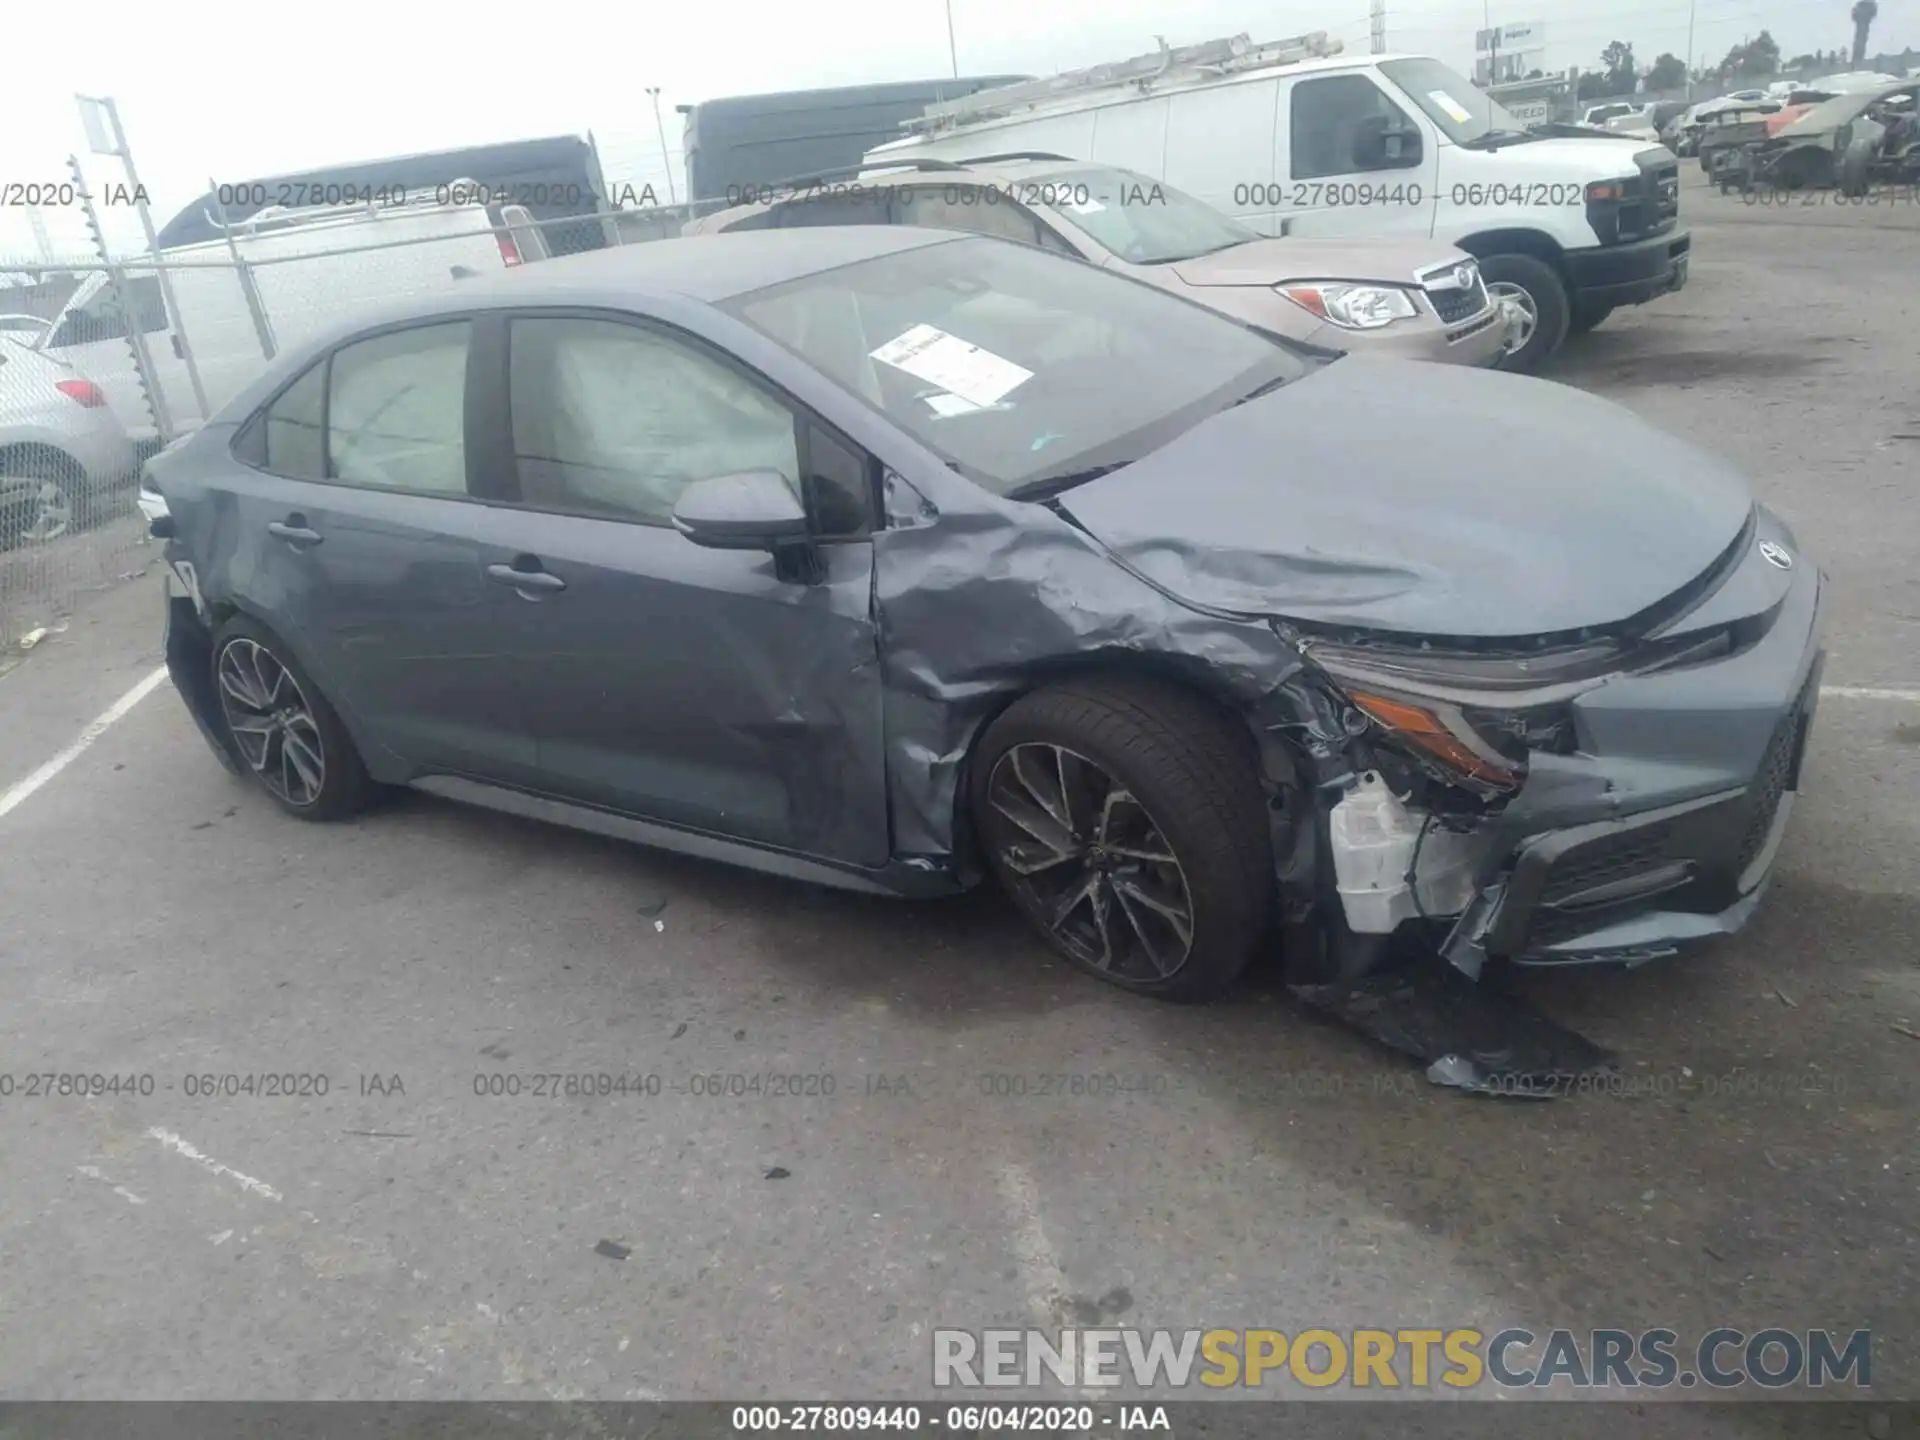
[2,0,1908,260]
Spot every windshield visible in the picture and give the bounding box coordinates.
[1021,166,1261,265]
[724,235,1311,497]
[1377,57,1522,144]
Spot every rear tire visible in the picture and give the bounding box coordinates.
[1481,253,1570,375]
[211,615,376,821]
[0,453,86,547]
[969,678,1273,1003]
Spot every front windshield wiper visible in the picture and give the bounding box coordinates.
[1459,127,1541,150]
[1006,462,1132,502]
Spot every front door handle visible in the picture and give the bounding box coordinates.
[485,561,566,596]
[266,518,322,547]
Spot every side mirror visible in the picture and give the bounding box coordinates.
[1352,114,1423,170]
[672,470,809,551]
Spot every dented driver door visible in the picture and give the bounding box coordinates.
[483,311,892,869]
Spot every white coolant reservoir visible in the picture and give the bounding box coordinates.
[1327,772,1486,934]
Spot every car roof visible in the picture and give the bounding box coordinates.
[393,226,965,314]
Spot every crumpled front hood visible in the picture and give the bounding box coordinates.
[1166,236,1462,289]
[1055,359,1756,640]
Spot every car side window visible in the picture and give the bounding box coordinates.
[507,316,802,527]
[47,276,167,348]
[1290,74,1416,179]
[777,193,892,228]
[325,323,471,494]
[259,362,328,480]
[895,186,1048,247]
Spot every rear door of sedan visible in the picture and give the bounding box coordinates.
[465,308,892,868]
[218,316,545,783]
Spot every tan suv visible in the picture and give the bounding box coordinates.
[682,154,1508,365]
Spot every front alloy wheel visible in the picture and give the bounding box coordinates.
[986,743,1196,983]
[969,679,1274,1002]
[216,637,327,807]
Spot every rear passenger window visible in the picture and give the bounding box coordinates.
[1291,75,1415,179]
[326,323,471,494]
[778,193,892,228]
[261,363,327,480]
[896,187,1048,247]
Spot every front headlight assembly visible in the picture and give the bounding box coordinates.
[1278,282,1420,330]
[1304,639,1621,792]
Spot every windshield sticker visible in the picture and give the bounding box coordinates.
[1428,90,1475,125]
[1063,196,1107,214]
[925,392,983,417]
[871,324,1033,408]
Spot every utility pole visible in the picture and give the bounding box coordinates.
[75,94,210,426]
[1684,0,1698,98]
[645,88,679,206]
[946,0,959,78]
[1369,0,1386,54]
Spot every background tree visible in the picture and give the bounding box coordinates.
[1647,52,1688,88]
[1851,0,1879,66]
[1601,40,1638,92]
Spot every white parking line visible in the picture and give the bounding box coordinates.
[146,1126,284,1203]
[1820,686,1920,702]
[76,1165,148,1207]
[0,664,169,821]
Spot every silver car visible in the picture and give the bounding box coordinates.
[0,336,137,545]
[684,156,1508,365]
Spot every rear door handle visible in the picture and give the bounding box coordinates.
[266,519,322,547]
[486,560,566,595]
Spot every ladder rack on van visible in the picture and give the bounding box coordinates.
[211,177,501,237]
[905,31,1345,134]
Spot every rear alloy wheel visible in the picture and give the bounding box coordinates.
[0,457,84,546]
[971,680,1272,1002]
[212,617,375,820]
[1482,253,1570,375]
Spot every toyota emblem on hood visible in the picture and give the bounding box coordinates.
[1758,540,1793,569]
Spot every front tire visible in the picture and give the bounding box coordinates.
[1481,253,1569,375]
[969,678,1273,1002]
[211,616,375,821]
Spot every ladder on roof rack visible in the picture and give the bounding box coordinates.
[906,32,1344,133]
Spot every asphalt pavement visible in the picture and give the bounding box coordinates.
[1,179,1916,1427]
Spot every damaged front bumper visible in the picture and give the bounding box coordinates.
[162,564,244,777]
[1436,561,1826,976]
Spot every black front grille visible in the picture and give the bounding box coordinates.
[1733,707,1805,876]
[1540,822,1677,906]
[1426,275,1489,325]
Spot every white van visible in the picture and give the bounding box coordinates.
[38,190,549,443]
[866,33,1690,371]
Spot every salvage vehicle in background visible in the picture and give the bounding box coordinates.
[863,32,1689,373]
[685,155,1508,365]
[0,335,136,546]
[1738,81,1920,192]
[150,227,1823,1001]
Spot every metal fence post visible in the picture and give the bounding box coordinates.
[209,178,278,361]
[94,95,212,425]
[68,154,173,442]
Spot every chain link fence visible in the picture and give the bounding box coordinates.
[2,200,692,648]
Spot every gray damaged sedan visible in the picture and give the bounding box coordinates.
[150,227,1825,1000]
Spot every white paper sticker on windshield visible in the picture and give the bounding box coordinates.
[1063,196,1107,214]
[870,324,1033,408]
[925,393,982,417]
[1428,90,1475,125]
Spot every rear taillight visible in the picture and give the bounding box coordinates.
[497,231,522,267]
[56,378,107,408]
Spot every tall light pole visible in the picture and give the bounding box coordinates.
[645,87,678,206]
[1684,0,1698,97]
[946,0,959,78]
